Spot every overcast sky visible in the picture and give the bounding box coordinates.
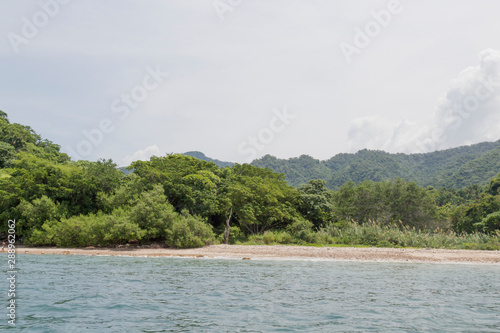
[1,0,500,166]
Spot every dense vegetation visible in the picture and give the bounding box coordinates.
[251,142,500,189]
[1,111,499,249]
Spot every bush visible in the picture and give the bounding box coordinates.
[28,209,145,247]
[127,186,178,240]
[247,230,294,245]
[102,209,146,245]
[165,213,215,248]
[17,195,65,236]
[286,218,314,234]
[475,211,500,233]
[323,220,500,249]
[223,225,246,244]
[285,218,319,243]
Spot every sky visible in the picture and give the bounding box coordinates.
[1,0,500,166]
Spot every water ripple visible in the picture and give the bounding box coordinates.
[4,255,499,332]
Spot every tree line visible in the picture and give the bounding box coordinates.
[1,111,499,248]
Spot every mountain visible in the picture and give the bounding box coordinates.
[118,166,133,175]
[183,151,235,168]
[250,140,500,189]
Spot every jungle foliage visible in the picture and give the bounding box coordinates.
[1,111,499,249]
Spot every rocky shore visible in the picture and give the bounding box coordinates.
[15,245,500,264]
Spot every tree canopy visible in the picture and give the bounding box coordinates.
[1,110,499,249]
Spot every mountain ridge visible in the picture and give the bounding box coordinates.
[185,140,500,189]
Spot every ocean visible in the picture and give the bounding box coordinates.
[5,254,500,332]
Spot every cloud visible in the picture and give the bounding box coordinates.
[5,2,500,163]
[431,48,500,150]
[120,145,161,166]
[347,49,500,153]
[347,116,423,153]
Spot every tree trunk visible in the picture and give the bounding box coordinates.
[224,207,233,245]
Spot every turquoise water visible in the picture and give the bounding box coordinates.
[4,255,500,332]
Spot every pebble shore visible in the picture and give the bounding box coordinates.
[16,245,500,264]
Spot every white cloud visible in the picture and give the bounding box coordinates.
[347,49,500,153]
[120,145,161,166]
[347,116,424,153]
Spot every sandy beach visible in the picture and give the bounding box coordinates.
[14,245,500,264]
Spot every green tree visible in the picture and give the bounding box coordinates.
[0,110,9,123]
[0,142,15,168]
[127,184,178,240]
[130,154,224,217]
[475,211,500,233]
[455,194,500,233]
[226,164,299,234]
[297,179,334,228]
[383,179,441,229]
[487,173,500,196]
[78,159,123,194]
[17,195,64,237]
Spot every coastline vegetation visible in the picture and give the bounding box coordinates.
[242,221,500,250]
[1,110,500,250]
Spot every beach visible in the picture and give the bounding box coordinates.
[15,245,500,264]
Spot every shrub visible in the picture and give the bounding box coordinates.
[127,185,178,240]
[17,195,65,236]
[262,231,275,244]
[224,225,246,244]
[28,209,145,247]
[323,220,500,249]
[286,218,314,234]
[475,211,500,233]
[247,230,294,245]
[286,217,318,243]
[165,214,215,248]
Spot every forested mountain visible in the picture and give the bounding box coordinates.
[250,141,500,189]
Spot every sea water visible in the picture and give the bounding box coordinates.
[3,254,500,332]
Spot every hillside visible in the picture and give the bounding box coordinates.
[250,140,500,189]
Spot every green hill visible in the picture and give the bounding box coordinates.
[250,140,500,189]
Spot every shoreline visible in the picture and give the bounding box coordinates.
[12,245,500,264]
